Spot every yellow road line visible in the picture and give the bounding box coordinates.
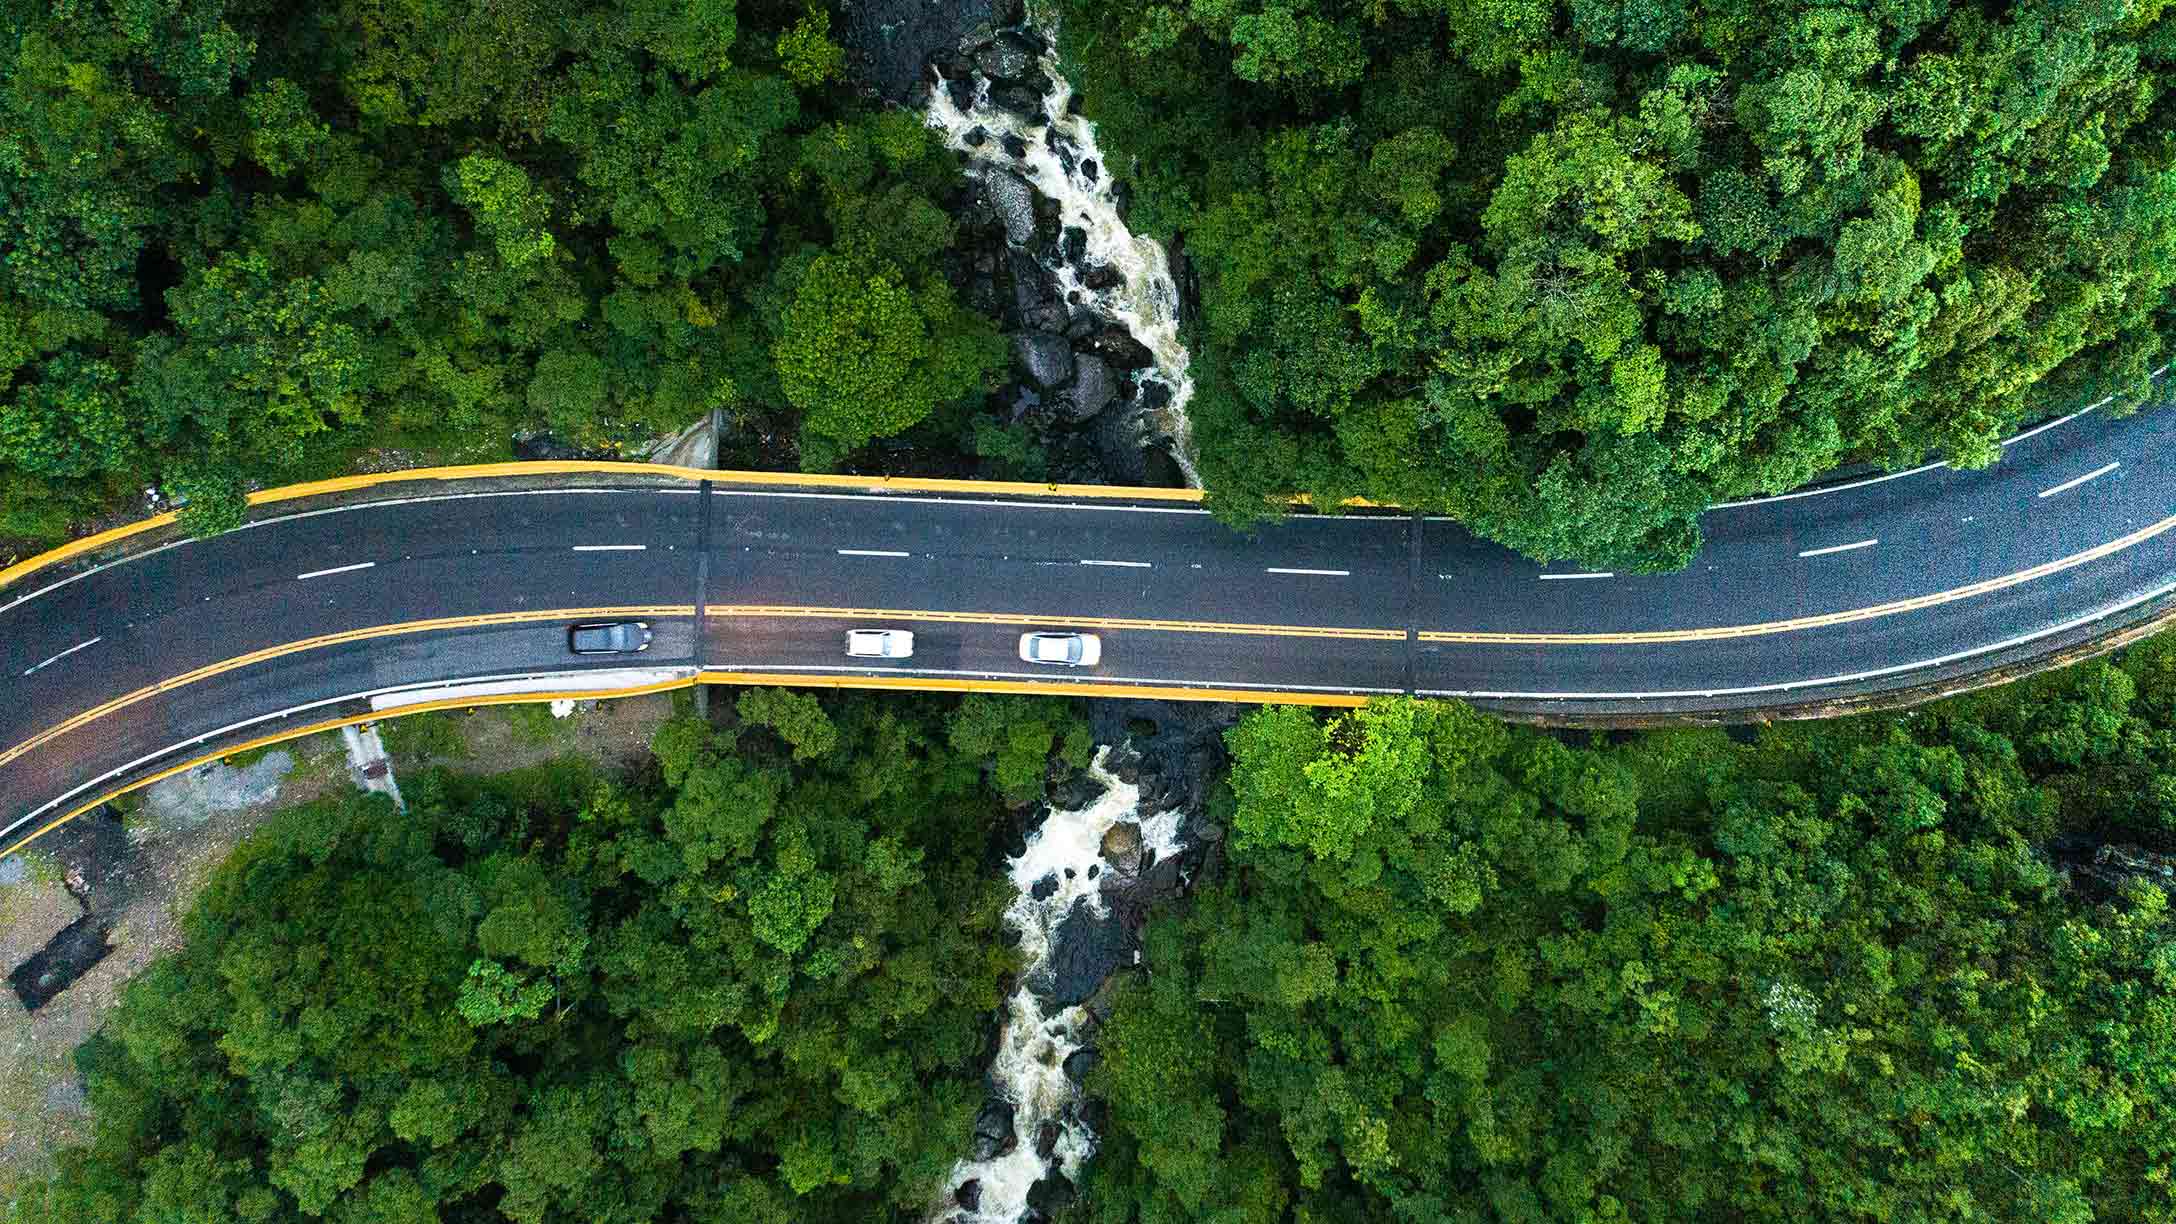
[707,604,1406,639]
[0,461,1213,592]
[2,676,703,861]
[0,605,691,771]
[695,670,1369,706]
[3,668,1367,861]
[1421,508,2176,645]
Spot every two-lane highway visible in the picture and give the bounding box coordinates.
[2,388,2171,850]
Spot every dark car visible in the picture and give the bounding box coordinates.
[569,621,652,655]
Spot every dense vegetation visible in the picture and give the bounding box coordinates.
[0,0,1002,542]
[1083,641,2176,1220]
[10,693,1092,1222]
[1062,0,2176,566]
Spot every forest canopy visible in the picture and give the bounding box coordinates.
[1080,639,2176,1221]
[0,0,1002,542]
[1060,0,2176,566]
[9,692,1096,1223]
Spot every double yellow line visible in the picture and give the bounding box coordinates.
[0,605,691,772]
[1422,508,2176,645]
[707,605,1406,639]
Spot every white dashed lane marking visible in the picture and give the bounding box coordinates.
[295,561,377,580]
[2038,462,2120,499]
[1797,539,1879,559]
[22,637,101,677]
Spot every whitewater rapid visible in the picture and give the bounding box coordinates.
[924,40,1201,484]
[937,748,1185,1222]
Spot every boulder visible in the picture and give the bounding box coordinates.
[989,81,1045,120]
[992,0,1026,24]
[1063,1046,1101,1082]
[975,32,1039,82]
[971,1100,1017,1162]
[1036,1121,1061,1160]
[1081,158,1100,184]
[1028,1172,1077,1217]
[1002,132,1030,159]
[1061,354,1117,422]
[1061,226,1087,264]
[955,1179,983,1212]
[1100,820,1143,875]
[1030,873,1059,901]
[1087,326,1154,371]
[1039,904,1128,1007]
[1081,264,1125,291]
[984,173,1037,247]
[1093,401,1150,484]
[1011,332,1075,392]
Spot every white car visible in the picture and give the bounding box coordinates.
[1018,632,1101,667]
[845,629,914,659]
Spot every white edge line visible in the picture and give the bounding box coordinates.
[295,561,376,580]
[1538,572,1613,581]
[1425,580,2176,702]
[2,661,1390,846]
[718,488,1211,516]
[0,488,627,616]
[1080,559,1152,568]
[1712,460,1947,509]
[0,667,701,841]
[708,662,1400,696]
[1797,538,1879,558]
[2037,462,2120,499]
[1710,362,2167,509]
[1265,567,1351,577]
[22,636,102,677]
[570,543,647,552]
[836,549,912,558]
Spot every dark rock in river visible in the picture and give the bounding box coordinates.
[1062,355,1117,422]
[971,1100,1017,1161]
[955,1179,983,1212]
[1030,873,1059,901]
[1082,158,1099,184]
[976,32,1040,82]
[1051,769,1107,810]
[1082,263,1125,291]
[1028,1172,1077,1217]
[1062,1046,1100,1082]
[1093,401,1150,484]
[1099,821,1143,875]
[1040,904,1128,1007]
[984,172,1037,247]
[989,80,1046,120]
[1087,326,1154,371]
[1002,132,1030,159]
[1062,226,1087,264]
[840,0,991,104]
[1012,331,1075,392]
[1035,1120,1060,1160]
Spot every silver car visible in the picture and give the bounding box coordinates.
[1018,632,1101,667]
[845,629,914,659]
[568,621,651,654]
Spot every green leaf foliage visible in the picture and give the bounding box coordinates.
[0,0,994,546]
[1062,0,2176,566]
[1080,638,2176,1220]
[9,695,1022,1222]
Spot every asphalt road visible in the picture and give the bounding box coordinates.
[2,393,2172,841]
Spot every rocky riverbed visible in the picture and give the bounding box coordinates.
[838,0,1199,489]
[938,703,1239,1223]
